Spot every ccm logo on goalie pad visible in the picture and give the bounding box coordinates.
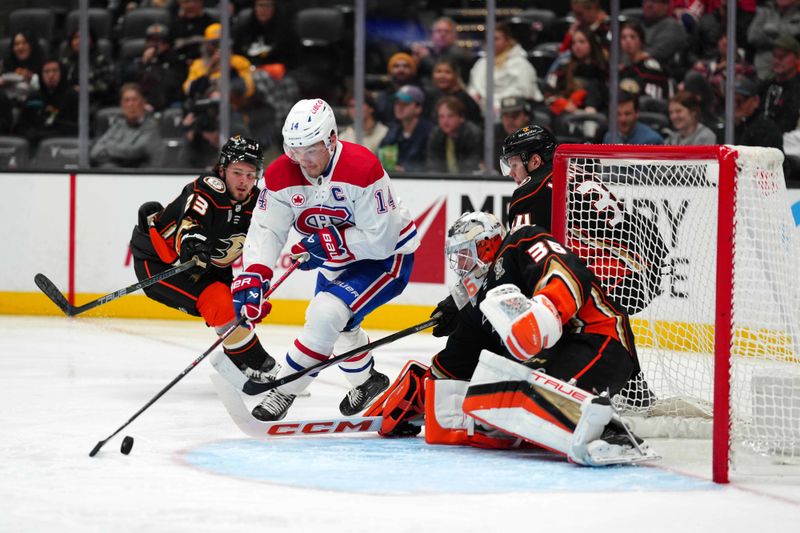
[263,418,381,436]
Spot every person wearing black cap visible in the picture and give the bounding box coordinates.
[121,23,187,111]
[734,77,783,150]
[761,36,800,133]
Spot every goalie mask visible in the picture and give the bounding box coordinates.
[446,212,506,307]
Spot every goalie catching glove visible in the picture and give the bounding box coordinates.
[290,226,346,270]
[479,284,562,362]
[231,265,273,322]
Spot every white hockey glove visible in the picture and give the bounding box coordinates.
[479,284,562,362]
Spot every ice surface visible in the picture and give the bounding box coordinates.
[1,316,799,532]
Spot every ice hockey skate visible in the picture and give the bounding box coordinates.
[339,368,390,416]
[252,389,297,421]
[238,354,277,384]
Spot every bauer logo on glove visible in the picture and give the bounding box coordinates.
[290,226,348,270]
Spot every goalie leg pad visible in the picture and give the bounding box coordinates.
[365,360,428,436]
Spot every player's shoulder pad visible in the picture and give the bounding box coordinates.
[331,141,385,187]
[263,154,306,192]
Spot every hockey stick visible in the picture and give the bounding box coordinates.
[240,312,442,396]
[209,351,311,397]
[210,374,381,438]
[88,262,300,457]
[34,259,199,317]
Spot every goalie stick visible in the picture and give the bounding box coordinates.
[210,374,381,438]
[88,262,300,457]
[34,259,198,317]
[240,312,443,396]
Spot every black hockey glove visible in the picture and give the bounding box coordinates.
[431,295,459,338]
[180,233,211,272]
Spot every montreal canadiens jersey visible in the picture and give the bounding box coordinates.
[245,141,419,275]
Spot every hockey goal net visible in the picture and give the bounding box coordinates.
[552,145,800,483]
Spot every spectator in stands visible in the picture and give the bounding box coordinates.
[180,90,251,169]
[665,90,717,145]
[375,52,421,125]
[0,91,13,134]
[412,17,474,86]
[560,0,610,53]
[603,90,664,144]
[378,85,433,172]
[172,0,217,62]
[0,31,44,104]
[425,57,482,125]
[619,21,673,102]
[684,32,755,123]
[734,77,784,150]
[60,28,115,107]
[426,95,482,174]
[494,96,534,172]
[14,59,78,146]
[338,93,388,155]
[121,23,187,112]
[468,21,543,119]
[90,83,162,168]
[694,2,758,62]
[748,0,800,81]
[761,36,800,134]
[642,0,688,65]
[184,23,255,109]
[545,26,608,116]
[233,0,298,70]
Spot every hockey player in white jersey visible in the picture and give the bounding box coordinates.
[231,98,420,421]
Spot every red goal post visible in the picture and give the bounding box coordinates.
[552,144,800,483]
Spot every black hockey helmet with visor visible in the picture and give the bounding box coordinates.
[499,125,557,176]
[218,135,264,175]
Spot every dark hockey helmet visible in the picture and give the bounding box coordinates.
[499,125,557,174]
[217,135,264,175]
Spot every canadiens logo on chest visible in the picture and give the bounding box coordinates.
[295,206,354,235]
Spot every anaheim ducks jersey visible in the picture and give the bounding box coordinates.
[244,140,419,277]
[619,58,673,102]
[130,174,259,278]
[433,224,638,380]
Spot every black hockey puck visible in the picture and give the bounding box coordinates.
[120,436,134,455]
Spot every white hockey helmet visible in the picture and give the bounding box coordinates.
[446,211,506,279]
[282,98,338,162]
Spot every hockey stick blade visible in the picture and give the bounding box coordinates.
[34,273,74,315]
[241,313,442,396]
[210,374,381,438]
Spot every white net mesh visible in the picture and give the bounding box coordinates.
[558,146,800,464]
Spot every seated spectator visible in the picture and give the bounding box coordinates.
[180,90,251,169]
[619,21,673,102]
[0,31,44,104]
[560,0,610,53]
[734,77,784,150]
[184,23,255,109]
[378,85,433,172]
[233,0,298,70]
[0,91,13,134]
[665,90,717,145]
[545,26,608,116]
[338,93,388,155]
[90,83,162,168]
[603,90,664,144]
[761,36,800,134]
[374,52,421,125]
[60,28,115,107]
[426,96,482,174]
[684,32,756,123]
[14,59,78,146]
[642,0,688,65]
[747,0,800,81]
[412,17,475,87]
[468,21,543,118]
[120,23,187,112]
[172,0,217,63]
[494,96,534,172]
[425,58,482,125]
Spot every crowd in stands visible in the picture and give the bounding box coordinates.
[0,0,799,180]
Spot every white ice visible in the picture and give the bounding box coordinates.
[2,315,799,532]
